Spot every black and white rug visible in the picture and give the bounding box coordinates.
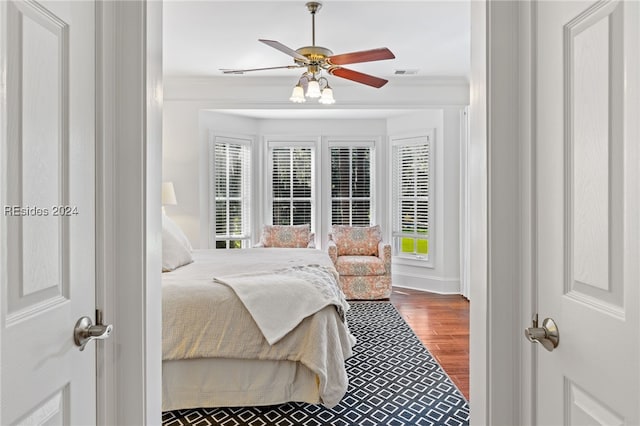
[163,302,470,426]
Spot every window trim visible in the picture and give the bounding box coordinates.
[208,134,253,249]
[390,131,434,267]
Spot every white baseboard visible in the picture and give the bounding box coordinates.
[392,273,461,295]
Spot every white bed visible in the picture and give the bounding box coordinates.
[161,248,355,411]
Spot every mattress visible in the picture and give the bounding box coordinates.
[162,248,354,410]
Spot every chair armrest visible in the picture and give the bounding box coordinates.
[327,240,338,265]
[378,241,392,274]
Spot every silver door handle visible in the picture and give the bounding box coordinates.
[524,314,559,352]
[74,316,113,351]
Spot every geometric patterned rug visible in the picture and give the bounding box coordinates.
[162,302,470,426]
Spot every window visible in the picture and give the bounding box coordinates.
[211,137,251,249]
[269,145,314,226]
[392,136,430,260]
[330,145,373,226]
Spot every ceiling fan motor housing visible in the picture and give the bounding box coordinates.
[295,46,334,70]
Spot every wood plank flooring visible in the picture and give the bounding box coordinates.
[389,287,470,400]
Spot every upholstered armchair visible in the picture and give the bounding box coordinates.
[254,224,316,248]
[327,225,392,300]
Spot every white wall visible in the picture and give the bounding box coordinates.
[163,104,259,246]
[387,109,464,294]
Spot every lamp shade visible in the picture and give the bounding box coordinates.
[306,79,321,98]
[319,87,335,104]
[289,84,306,103]
[162,182,177,205]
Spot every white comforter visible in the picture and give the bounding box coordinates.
[162,248,356,407]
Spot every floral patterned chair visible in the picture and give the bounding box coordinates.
[327,225,392,300]
[254,224,316,248]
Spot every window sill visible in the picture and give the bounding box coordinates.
[393,255,434,269]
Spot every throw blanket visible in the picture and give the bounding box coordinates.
[214,265,349,345]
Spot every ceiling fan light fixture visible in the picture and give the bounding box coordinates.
[306,78,321,98]
[289,84,306,103]
[319,86,335,104]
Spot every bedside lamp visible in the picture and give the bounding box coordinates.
[162,182,177,214]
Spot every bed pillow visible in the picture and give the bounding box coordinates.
[163,213,193,252]
[331,225,382,256]
[259,224,314,248]
[162,214,193,272]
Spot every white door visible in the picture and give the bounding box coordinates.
[1,0,98,424]
[534,0,639,424]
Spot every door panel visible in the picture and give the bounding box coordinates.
[535,0,639,424]
[1,0,96,424]
[6,0,69,318]
[564,0,625,313]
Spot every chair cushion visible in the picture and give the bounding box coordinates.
[331,225,382,256]
[259,224,313,248]
[339,275,392,300]
[335,255,386,276]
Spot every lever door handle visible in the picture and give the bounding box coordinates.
[525,316,559,352]
[74,316,113,351]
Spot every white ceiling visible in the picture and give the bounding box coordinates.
[163,0,471,118]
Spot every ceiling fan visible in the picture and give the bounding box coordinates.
[221,1,395,90]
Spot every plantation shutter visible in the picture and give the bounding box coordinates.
[213,140,251,248]
[271,146,313,226]
[330,146,372,226]
[392,137,430,259]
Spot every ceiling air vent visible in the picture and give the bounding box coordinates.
[394,69,419,75]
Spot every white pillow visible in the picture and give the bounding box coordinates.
[162,214,193,272]
[163,214,193,251]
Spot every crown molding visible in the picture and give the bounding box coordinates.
[163,75,470,107]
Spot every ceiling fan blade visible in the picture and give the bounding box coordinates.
[259,39,309,63]
[220,65,304,74]
[327,48,395,65]
[328,67,389,88]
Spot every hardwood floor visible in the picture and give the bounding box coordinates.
[389,287,470,400]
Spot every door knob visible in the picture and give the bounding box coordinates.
[525,314,559,352]
[74,316,113,351]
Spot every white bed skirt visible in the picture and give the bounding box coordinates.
[162,358,321,411]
